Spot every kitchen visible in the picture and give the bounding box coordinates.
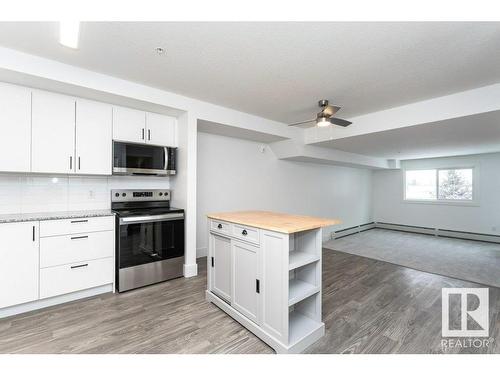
[0,79,337,353]
[1,16,499,375]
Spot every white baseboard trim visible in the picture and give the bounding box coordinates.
[375,222,500,244]
[333,222,376,239]
[332,221,500,244]
[183,263,198,278]
[197,246,207,258]
[0,284,113,319]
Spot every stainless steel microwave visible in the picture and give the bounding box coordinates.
[113,141,176,176]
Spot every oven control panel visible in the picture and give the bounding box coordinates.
[111,189,170,202]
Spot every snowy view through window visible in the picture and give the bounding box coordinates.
[405,168,473,201]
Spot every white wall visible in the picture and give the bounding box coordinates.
[372,153,500,235]
[196,132,373,257]
[0,174,169,214]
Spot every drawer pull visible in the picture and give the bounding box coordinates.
[242,229,248,236]
[71,219,88,224]
[217,224,222,229]
[70,263,88,269]
[71,235,89,240]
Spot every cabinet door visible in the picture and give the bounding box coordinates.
[232,240,261,323]
[32,90,76,174]
[0,221,39,309]
[112,106,146,143]
[145,112,177,147]
[210,234,232,302]
[76,99,112,175]
[0,83,31,173]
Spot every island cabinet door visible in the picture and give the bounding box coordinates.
[231,240,261,324]
[209,233,232,303]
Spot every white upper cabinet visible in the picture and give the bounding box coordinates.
[0,83,32,173]
[113,105,177,147]
[112,106,146,143]
[76,99,112,175]
[146,112,177,147]
[32,90,76,174]
[0,221,39,309]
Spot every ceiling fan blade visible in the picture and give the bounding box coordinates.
[288,119,316,127]
[322,105,341,117]
[329,117,352,127]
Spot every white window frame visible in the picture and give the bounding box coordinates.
[403,166,479,206]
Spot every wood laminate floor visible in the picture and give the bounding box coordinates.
[0,250,498,354]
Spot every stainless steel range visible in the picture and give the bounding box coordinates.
[112,189,184,292]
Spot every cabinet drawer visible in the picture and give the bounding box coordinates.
[210,219,232,235]
[232,224,260,244]
[40,216,114,237]
[40,257,114,299]
[40,230,114,268]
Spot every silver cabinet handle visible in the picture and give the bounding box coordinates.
[70,156,73,170]
[70,219,88,223]
[142,128,145,140]
[78,156,81,170]
[148,129,151,141]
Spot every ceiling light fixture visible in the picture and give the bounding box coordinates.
[316,116,331,127]
[59,21,80,49]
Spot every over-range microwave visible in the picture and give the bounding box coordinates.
[113,141,176,176]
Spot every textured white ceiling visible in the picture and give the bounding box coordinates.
[0,22,499,125]
[313,111,500,160]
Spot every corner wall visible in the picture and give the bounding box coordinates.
[372,153,500,235]
[196,132,373,257]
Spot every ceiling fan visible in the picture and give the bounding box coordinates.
[288,100,352,128]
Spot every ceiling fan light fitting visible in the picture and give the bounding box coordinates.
[316,117,330,127]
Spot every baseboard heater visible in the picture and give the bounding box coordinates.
[333,222,375,239]
[336,221,500,244]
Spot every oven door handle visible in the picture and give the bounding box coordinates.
[119,212,184,225]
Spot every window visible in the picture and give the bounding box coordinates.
[404,168,474,202]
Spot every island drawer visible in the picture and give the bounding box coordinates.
[40,230,114,268]
[40,216,115,237]
[232,224,260,244]
[210,219,232,235]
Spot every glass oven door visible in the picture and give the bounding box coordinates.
[118,213,184,270]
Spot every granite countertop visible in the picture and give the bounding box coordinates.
[207,210,340,234]
[0,209,115,224]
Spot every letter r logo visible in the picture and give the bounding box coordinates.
[442,288,489,337]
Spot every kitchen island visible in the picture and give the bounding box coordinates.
[206,210,340,353]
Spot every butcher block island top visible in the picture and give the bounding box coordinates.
[207,210,340,233]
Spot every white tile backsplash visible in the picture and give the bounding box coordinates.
[0,174,170,214]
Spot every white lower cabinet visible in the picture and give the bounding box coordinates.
[210,234,232,302]
[232,240,260,323]
[0,221,39,309]
[0,216,115,317]
[40,230,114,268]
[40,257,114,299]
